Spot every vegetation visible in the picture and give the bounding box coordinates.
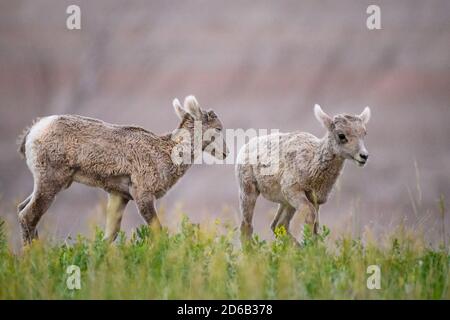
[0,217,448,299]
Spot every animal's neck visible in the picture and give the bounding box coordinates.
[166,116,201,177]
[314,133,345,180]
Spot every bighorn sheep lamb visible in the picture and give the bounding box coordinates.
[17,95,228,245]
[236,104,371,242]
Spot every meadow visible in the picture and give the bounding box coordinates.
[0,216,448,300]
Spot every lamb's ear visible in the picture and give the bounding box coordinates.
[359,106,371,125]
[173,98,186,119]
[184,95,202,120]
[314,104,332,130]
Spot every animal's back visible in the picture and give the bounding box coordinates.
[22,115,165,177]
[236,131,320,203]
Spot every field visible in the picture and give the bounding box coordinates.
[0,217,448,300]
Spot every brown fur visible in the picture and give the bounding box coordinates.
[17,96,227,245]
[236,105,371,243]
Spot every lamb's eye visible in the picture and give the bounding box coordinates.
[338,133,347,143]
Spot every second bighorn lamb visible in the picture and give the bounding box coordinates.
[17,95,228,245]
[236,104,371,241]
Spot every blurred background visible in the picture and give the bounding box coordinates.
[1,0,449,248]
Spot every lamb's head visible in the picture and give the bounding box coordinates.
[314,104,371,167]
[173,95,229,160]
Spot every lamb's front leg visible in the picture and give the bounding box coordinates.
[132,187,162,230]
[284,190,319,237]
[303,202,319,235]
[138,198,161,230]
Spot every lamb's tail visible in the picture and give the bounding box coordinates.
[17,128,30,159]
[17,118,39,159]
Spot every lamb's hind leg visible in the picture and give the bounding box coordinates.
[18,194,32,212]
[288,193,318,236]
[271,204,298,245]
[272,204,296,233]
[271,204,286,232]
[280,188,320,245]
[103,193,129,242]
[18,178,66,246]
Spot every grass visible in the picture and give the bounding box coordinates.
[0,217,448,299]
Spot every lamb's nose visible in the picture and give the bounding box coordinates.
[360,153,369,161]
